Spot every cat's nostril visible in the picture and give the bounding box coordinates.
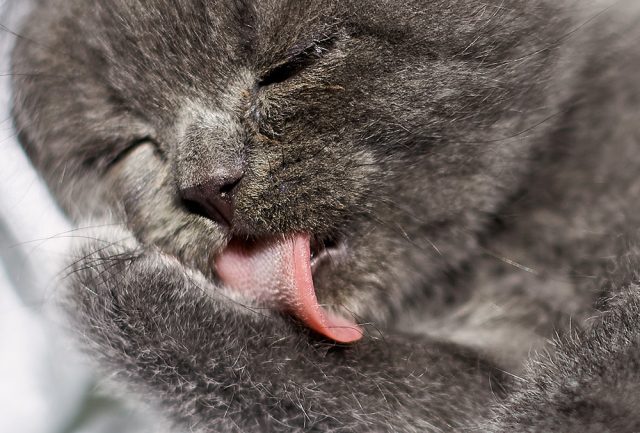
[180,172,243,227]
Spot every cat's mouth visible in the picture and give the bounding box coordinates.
[215,234,362,343]
[310,236,348,274]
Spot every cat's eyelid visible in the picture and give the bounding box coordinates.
[258,35,338,87]
[285,33,335,59]
[103,136,160,173]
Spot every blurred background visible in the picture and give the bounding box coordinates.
[0,1,167,431]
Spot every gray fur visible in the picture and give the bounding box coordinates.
[8,0,640,431]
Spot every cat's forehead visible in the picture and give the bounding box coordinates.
[94,0,441,54]
[104,0,339,41]
[79,0,554,116]
[92,0,535,61]
[90,0,344,72]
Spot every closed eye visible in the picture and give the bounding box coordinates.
[104,136,158,172]
[258,36,336,86]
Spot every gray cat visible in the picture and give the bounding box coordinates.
[9,0,640,431]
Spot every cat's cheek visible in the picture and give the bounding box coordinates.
[103,143,228,275]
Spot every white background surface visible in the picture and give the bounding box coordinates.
[0,2,163,431]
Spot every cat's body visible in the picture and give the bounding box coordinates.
[9,0,640,431]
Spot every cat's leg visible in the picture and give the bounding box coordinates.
[482,249,640,432]
[484,289,640,432]
[65,224,507,433]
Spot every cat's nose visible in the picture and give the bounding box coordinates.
[180,170,243,226]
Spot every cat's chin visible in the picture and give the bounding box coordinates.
[215,233,363,343]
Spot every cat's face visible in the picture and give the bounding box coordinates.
[13,0,571,328]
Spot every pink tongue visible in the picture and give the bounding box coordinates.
[215,234,362,343]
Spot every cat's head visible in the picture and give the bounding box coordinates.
[12,0,574,337]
